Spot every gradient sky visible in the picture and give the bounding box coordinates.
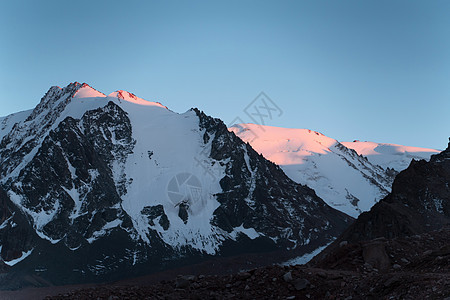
[1,0,449,149]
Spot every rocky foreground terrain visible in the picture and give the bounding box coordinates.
[4,226,438,299]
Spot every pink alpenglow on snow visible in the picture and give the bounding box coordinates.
[65,82,166,109]
[229,123,439,218]
[72,83,106,99]
[229,123,392,217]
[108,90,167,108]
[229,123,336,166]
[341,141,440,171]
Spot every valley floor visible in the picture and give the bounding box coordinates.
[2,228,449,300]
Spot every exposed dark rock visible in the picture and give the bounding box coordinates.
[8,102,135,246]
[325,140,450,246]
[283,271,293,282]
[177,202,189,224]
[0,83,85,179]
[293,278,310,290]
[141,205,170,230]
[0,187,37,262]
[311,141,449,278]
[362,240,390,271]
[175,276,190,289]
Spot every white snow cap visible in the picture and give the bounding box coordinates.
[108,90,138,101]
[72,83,106,99]
[342,141,439,171]
[107,90,167,108]
[68,82,168,109]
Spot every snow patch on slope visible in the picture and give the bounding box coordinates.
[3,248,34,266]
[86,219,123,244]
[282,242,332,266]
[230,225,261,240]
[8,190,62,244]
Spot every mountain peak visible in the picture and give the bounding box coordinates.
[108,90,138,101]
[107,90,168,109]
[72,83,106,99]
[41,83,168,109]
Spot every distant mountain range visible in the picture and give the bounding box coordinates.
[230,124,438,217]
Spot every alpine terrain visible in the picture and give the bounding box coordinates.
[0,82,352,289]
[230,124,438,217]
[25,141,450,299]
[327,138,450,244]
[342,140,439,172]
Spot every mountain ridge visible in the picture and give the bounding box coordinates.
[230,123,439,217]
[309,139,450,277]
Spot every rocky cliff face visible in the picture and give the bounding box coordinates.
[0,83,352,288]
[304,143,450,298]
[337,140,450,243]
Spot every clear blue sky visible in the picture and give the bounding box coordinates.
[1,0,449,149]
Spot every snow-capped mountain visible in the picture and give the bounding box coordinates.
[0,83,351,288]
[229,124,438,218]
[341,141,439,172]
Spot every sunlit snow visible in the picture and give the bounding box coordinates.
[342,141,439,171]
[230,123,438,218]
